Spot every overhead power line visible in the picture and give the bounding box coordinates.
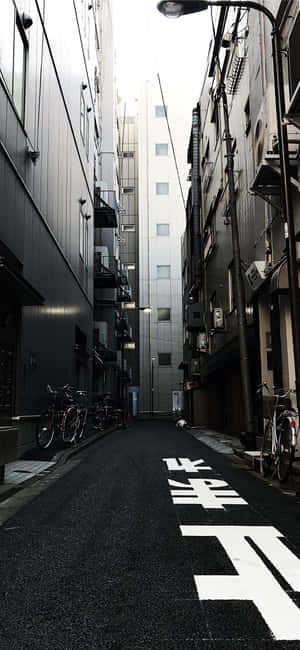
[157,73,186,211]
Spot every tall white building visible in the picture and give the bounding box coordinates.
[139,76,188,415]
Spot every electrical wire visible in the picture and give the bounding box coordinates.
[157,73,186,211]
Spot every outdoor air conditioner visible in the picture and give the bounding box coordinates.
[245,261,266,292]
[213,308,224,329]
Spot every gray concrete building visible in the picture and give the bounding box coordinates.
[181,2,300,438]
[139,78,186,416]
[0,1,114,452]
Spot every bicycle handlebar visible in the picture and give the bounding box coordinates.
[257,382,296,399]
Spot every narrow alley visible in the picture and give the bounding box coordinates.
[1,421,300,648]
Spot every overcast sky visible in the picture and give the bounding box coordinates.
[113,0,212,107]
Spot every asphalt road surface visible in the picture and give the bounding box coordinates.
[1,420,300,649]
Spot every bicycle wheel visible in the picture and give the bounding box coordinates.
[277,413,295,482]
[260,419,273,477]
[62,406,78,443]
[36,412,55,449]
[75,408,87,442]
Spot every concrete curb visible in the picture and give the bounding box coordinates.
[53,424,120,465]
[0,425,120,505]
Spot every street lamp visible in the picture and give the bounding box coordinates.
[157,0,300,418]
[151,357,156,417]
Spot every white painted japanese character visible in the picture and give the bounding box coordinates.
[162,458,212,472]
[181,525,300,641]
[168,478,247,509]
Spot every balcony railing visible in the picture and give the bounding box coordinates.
[94,252,118,288]
[94,188,118,228]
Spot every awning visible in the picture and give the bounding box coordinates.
[0,258,44,306]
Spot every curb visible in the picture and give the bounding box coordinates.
[233,446,300,480]
[0,425,120,505]
[53,424,120,465]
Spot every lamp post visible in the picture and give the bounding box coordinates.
[157,0,300,418]
[151,356,156,417]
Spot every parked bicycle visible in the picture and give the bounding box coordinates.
[36,385,88,449]
[258,382,298,482]
[93,395,123,431]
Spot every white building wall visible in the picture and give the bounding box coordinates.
[139,77,189,414]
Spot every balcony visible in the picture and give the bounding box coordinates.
[94,188,118,228]
[94,252,118,289]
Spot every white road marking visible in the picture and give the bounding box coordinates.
[181,525,300,641]
[169,478,247,509]
[162,458,212,472]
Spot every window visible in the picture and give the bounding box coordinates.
[124,342,136,350]
[156,224,170,236]
[79,207,85,259]
[0,3,14,93]
[122,224,136,232]
[155,143,168,156]
[80,90,85,142]
[155,105,167,118]
[13,16,27,119]
[123,187,134,193]
[244,97,251,136]
[211,100,220,145]
[123,151,134,158]
[157,265,170,279]
[157,308,171,321]
[79,207,88,267]
[156,182,169,195]
[158,353,171,366]
[0,8,28,121]
[86,110,90,159]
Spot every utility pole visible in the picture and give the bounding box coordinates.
[219,82,254,439]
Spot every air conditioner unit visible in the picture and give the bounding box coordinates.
[191,358,201,375]
[213,308,224,329]
[245,261,266,292]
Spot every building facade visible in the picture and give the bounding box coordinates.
[139,78,185,416]
[182,1,300,438]
[0,1,101,436]
[117,104,140,416]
